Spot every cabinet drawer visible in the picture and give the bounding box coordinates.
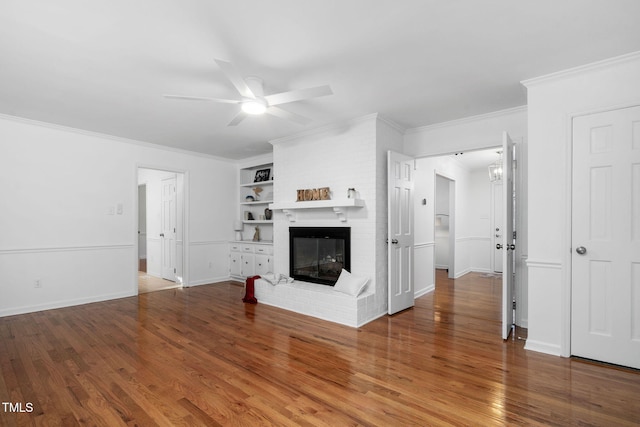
[230,243,242,252]
[242,245,255,253]
[255,245,273,255]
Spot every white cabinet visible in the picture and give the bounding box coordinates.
[230,242,272,279]
[242,253,256,277]
[255,254,271,275]
[230,251,242,277]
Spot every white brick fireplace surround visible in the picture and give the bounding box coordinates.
[253,114,404,327]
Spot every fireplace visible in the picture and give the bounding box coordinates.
[289,227,350,286]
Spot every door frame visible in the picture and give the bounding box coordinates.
[135,165,189,293]
[414,141,525,333]
[564,101,640,357]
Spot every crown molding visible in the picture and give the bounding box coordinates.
[405,105,527,135]
[521,50,640,88]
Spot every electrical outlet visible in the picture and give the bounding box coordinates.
[34,279,42,288]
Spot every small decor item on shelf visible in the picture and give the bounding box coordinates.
[254,168,271,182]
[245,195,255,202]
[264,208,272,220]
[297,187,332,201]
[244,211,254,220]
[253,226,260,242]
[348,188,356,199]
[253,186,263,200]
[319,187,331,200]
[234,221,243,241]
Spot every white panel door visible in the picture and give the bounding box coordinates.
[388,151,415,315]
[161,176,177,281]
[571,105,640,369]
[501,132,515,340]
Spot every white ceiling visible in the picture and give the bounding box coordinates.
[2,1,640,160]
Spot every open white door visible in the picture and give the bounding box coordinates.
[388,151,415,315]
[501,132,515,340]
[161,176,177,281]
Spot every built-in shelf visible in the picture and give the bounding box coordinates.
[240,180,274,187]
[239,162,274,242]
[240,200,273,205]
[269,199,364,222]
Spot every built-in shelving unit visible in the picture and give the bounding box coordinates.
[232,162,274,279]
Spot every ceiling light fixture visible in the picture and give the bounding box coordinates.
[488,151,503,182]
[241,99,267,115]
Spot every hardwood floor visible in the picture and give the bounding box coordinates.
[138,272,180,294]
[1,271,639,426]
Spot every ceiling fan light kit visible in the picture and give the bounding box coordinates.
[164,58,332,126]
[241,99,267,115]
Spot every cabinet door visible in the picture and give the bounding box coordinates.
[255,254,271,275]
[242,253,255,277]
[230,252,242,277]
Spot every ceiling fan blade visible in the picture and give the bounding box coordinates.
[266,106,312,125]
[264,85,333,106]
[214,58,256,99]
[163,94,239,104]
[228,110,248,126]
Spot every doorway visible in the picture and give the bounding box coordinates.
[137,168,185,294]
[414,144,525,333]
[435,174,455,279]
[138,184,147,272]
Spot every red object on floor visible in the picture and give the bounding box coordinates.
[242,275,260,304]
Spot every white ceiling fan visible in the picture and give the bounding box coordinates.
[164,59,333,126]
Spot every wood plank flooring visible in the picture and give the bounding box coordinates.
[1,271,639,426]
[138,272,180,294]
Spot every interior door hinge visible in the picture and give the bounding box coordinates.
[513,231,517,240]
[512,301,516,310]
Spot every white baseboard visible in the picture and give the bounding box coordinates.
[524,339,562,357]
[187,275,233,287]
[0,290,135,318]
[415,284,435,299]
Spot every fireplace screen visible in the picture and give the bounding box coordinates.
[289,227,350,286]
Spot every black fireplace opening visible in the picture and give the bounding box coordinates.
[289,227,350,286]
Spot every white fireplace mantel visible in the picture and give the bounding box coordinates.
[268,199,364,222]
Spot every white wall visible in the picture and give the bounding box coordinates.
[468,168,492,272]
[0,115,237,316]
[523,51,640,356]
[415,156,475,285]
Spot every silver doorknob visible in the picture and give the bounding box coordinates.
[496,244,503,250]
[576,246,587,255]
[391,239,399,244]
[160,233,165,237]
